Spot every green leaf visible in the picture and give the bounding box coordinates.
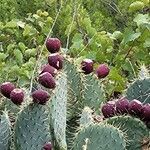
[121,28,141,45]
[14,49,23,64]
[143,38,150,48]
[5,20,17,28]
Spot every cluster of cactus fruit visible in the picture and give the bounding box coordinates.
[0,37,150,150]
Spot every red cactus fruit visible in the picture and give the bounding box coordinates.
[43,142,52,150]
[48,53,63,70]
[116,97,129,115]
[101,101,116,118]
[128,99,143,116]
[46,38,61,53]
[32,89,50,105]
[0,82,15,98]
[96,64,110,78]
[10,88,24,105]
[38,72,56,89]
[40,64,57,77]
[141,104,150,121]
[81,59,93,74]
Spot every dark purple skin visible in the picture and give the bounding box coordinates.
[101,101,116,118]
[43,142,52,150]
[10,88,24,105]
[38,72,56,89]
[48,53,63,70]
[40,64,57,77]
[115,97,129,115]
[96,64,110,79]
[46,38,61,53]
[0,82,15,98]
[141,104,150,121]
[128,99,143,116]
[32,89,50,105]
[81,59,93,74]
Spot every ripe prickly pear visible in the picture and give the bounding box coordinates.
[46,38,61,53]
[10,88,24,105]
[141,104,150,121]
[38,72,56,89]
[43,142,52,150]
[116,97,129,115]
[40,64,57,77]
[48,53,63,70]
[32,89,50,105]
[96,64,110,78]
[81,59,93,74]
[0,82,15,98]
[101,101,116,118]
[128,99,143,116]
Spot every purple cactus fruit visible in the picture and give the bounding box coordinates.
[141,104,150,121]
[115,97,129,115]
[10,88,24,105]
[43,142,52,150]
[96,64,110,78]
[46,38,61,53]
[81,59,93,74]
[32,89,50,105]
[38,72,56,89]
[40,64,57,77]
[0,82,15,98]
[48,53,63,70]
[128,99,143,116]
[101,101,116,118]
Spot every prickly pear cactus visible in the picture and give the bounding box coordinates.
[0,111,11,150]
[72,124,127,150]
[106,116,150,150]
[81,74,105,111]
[126,78,150,103]
[50,72,67,150]
[14,103,50,150]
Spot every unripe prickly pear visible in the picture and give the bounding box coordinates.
[46,38,61,53]
[48,53,63,70]
[10,88,24,105]
[116,97,129,115]
[141,104,150,121]
[38,72,56,89]
[40,64,57,77]
[96,64,110,78]
[0,82,15,98]
[43,142,52,150]
[32,89,50,105]
[81,59,93,74]
[101,101,116,118]
[128,99,143,116]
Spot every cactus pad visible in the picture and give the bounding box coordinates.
[0,111,11,150]
[106,116,150,150]
[72,124,126,150]
[126,78,150,103]
[14,103,50,150]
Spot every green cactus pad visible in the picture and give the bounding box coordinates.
[14,103,50,150]
[81,74,105,111]
[64,59,82,118]
[72,123,126,150]
[106,116,150,150]
[126,78,150,103]
[0,111,11,150]
[80,107,94,127]
[50,72,67,150]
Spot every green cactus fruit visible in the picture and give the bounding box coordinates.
[0,111,11,150]
[14,103,50,150]
[126,78,150,104]
[81,74,105,112]
[50,72,67,150]
[72,124,126,150]
[106,116,150,150]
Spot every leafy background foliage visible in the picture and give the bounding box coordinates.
[0,0,149,99]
